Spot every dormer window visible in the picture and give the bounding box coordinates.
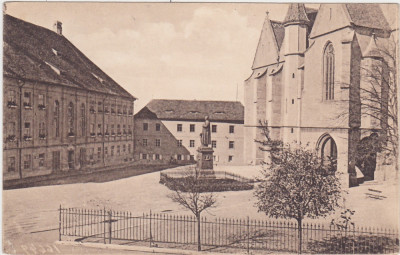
[45,62,61,75]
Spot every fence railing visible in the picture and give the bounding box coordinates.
[59,206,399,254]
[160,170,254,183]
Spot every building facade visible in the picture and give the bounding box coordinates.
[3,15,136,181]
[244,4,396,187]
[134,100,244,165]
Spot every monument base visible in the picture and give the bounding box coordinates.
[197,146,215,179]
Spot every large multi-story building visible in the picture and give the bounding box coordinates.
[244,4,396,187]
[134,99,244,165]
[3,15,136,181]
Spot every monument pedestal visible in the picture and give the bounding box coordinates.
[197,146,215,179]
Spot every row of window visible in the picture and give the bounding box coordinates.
[5,121,133,141]
[142,123,235,134]
[140,139,235,149]
[138,154,234,162]
[7,90,133,115]
[6,143,133,172]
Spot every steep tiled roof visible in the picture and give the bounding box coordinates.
[3,14,135,99]
[345,4,391,31]
[136,99,244,123]
[271,21,285,50]
[283,3,310,25]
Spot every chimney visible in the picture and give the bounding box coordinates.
[54,21,62,35]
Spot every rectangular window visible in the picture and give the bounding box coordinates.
[105,124,109,135]
[228,155,233,162]
[98,102,103,112]
[177,140,182,147]
[98,124,102,135]
[24,155,31,169]
[39,153,45,167]
[8,157,16,172]
[8,122,15,136]
[190,124,195,132]
[177,124,182,132]
[90,123,95,136]
[38,94,45,108]
[8,90,16,104]
[97,147,101,158]
[23,92,31,107]
[128,125,132,135]
[89,148,94,160]
[143,123,148,131]
[212,125,217,133]
[111,124,115,135]
[190,140,195,147]
[156,123,161,131]
[128,144,131,153]
[229,125,234,133]
[190,155,195,161]
[111,146,114,156]
[105,147,108,157]
[123,144,126,153]
[155,154,160,160]
[212,140,217,148]
[142,153,147,160]
[155,139,161,147]
[39,122,45,138]
[117,145,120,155]
[177,155,182,160]
[24,122,31,137]
[143,139,148,146]
[229,141,235,149]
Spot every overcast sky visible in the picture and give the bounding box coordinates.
[6,2,316,111]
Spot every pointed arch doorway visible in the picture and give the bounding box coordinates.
[317,134,338,171]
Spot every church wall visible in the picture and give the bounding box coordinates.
[302,27,353,129]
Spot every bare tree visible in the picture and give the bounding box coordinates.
[166,167,217,251]
[254,124,342,254]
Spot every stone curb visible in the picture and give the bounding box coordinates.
[55,241,247,255]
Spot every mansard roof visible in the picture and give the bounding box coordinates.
[283,3,310,25]
[136,99,244,123]
[3,14,136,100]
[345,4,391,32]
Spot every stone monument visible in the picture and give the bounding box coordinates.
[197,116,214,175]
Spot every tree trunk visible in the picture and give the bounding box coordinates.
[297,218,302,254]
[197,214,201,251]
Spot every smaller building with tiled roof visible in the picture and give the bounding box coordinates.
[134,100,244,165]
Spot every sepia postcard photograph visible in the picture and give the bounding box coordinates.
[2,2,399,254]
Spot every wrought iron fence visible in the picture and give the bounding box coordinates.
[160,170,254,183]
[59,206,399,254]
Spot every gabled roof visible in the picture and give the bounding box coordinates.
[135,99,244,123]
[345,4,391,32]
[3,14,136,100]
[283,3,310,25]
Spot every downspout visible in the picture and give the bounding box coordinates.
[18,79,25,179]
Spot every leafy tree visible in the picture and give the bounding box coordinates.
[166,167,217,251]
[254,124,342,253]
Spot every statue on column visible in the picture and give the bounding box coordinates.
[200,116,211,147]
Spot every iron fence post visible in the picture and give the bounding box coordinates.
[103,207,106,244]
[59,205,61,241]
[149,210,152,247]
[108,210,112,244]
[247,216,250,254]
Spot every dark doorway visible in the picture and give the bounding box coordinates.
[79,148,86,169]
[356,133,379,181]
[52,151,61,172]
[68,150,75,170]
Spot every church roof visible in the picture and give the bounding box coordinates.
[283,3,310,25]
[136,99,244,123]
[345,4,391,31]
[3,14,136,100]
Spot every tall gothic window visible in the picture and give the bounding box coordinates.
[68,102,74,135]
[54,100,60,137]
[81,103,86,136]
[323,43,335,100]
